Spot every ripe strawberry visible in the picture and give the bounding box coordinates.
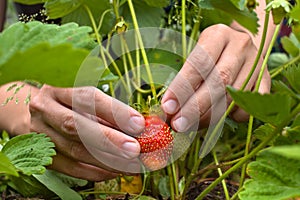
[136,115,173,171]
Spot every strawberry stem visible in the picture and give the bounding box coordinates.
[167,165,175,200]
[127,0,157,100]
[181,0,187,60]
[187,7,201,54]
[213,151,230,200]
[120,38,133,102]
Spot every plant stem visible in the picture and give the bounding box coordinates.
[83,5,101,44]
[121,39,133,102]
[240,11,270,91]
[196,103,300,199]
[213,151,230,200]
[171,162,179,197]
[84,4,117,98]
[230,186,244,200]
[196,131,277,199]
[135,35,142,105]
[270,54,300,78]
[187,8,201,54]
[127,0,157,99]
[113,0,120,19]
[239,115,253,188]
[133,172,149,200]
[182,156,202,200]
[123,40,137,78]
[181,0,187,60]
[103,48,129,93]
[254,24,281,91]
[167,165,175,200]
[97,9,113,32]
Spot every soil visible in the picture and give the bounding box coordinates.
[186,180,239,200]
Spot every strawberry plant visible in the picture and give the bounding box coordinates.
[0,0,300,200]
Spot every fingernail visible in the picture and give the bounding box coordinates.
[173,117,189,132]
[129,116,145,133]
[162,99,178,114]
[122,142,140,159]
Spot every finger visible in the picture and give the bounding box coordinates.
[49,153,118,182]
[30,99,141,160]
[162,25,230,115]
[170,71,227,132]
[30,115,112,170]
[169,32,253,131]
[230,53,263,93]
[31,116,142,173]
[46,85,145,135]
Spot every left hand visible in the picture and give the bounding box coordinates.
[161,24,271,132]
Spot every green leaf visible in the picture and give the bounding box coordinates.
[271,6,287,24]
[45,0,83,19]
[0,152,19,177]
[282,64,300,93]
[158,176,171,198]
[0,43,90,87]
[2,133,56,176]
[269,145,300,160]
[291,114,300,129]
[253,124,276,143]
[239,150,300,200]
[227,87,291,126]
[267,52,290,69]
[290,2,300,21]
[0,131,10,148]
[47,170,88,187]
[142,0,169,8]
[13,0,45,5]
[9,174,53,197]
[200,9,233,30]
[34,170,83,200]
[230,0,246,10]
[293,23,300,42]
[61,0,115,35]
[281,36,300,57]
[272,80,300,100]
[282,114,300,140]
[0,21,95,66]
[121,0,165,28]
[199,0,258,33]
[137,196,157,200]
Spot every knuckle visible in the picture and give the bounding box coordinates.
[69,141,85,159]
[219,68,233,86]
[203,24,230,37]
[29,85,54,113]
[29,95,44,113]
[73,86,99,109]
[237,32,253,47]
[61,113,77,135]
[102,128,117,149]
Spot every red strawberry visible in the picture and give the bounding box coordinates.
[136,115,173,171]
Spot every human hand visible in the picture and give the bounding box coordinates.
[161,24,271,132]
[29,85,145,181]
